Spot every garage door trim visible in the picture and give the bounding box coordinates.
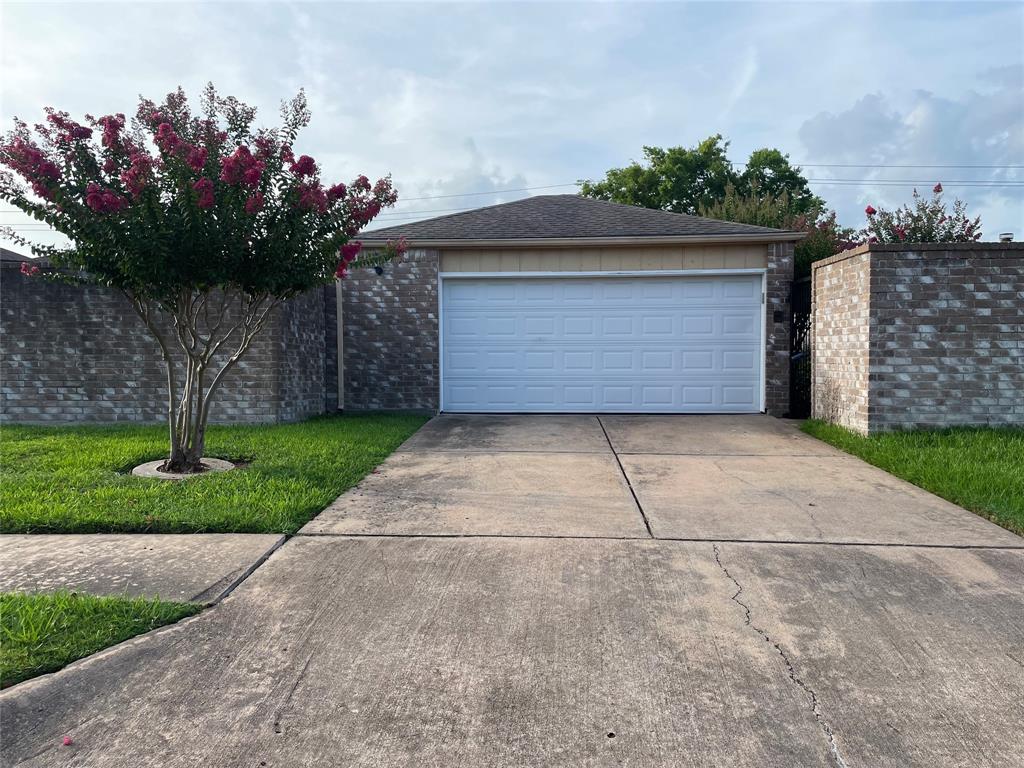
[437,269,768,413]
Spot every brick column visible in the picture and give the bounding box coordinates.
[765,241,795,416]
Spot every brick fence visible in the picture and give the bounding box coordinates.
[1,258,336,424]
[811,242,1024,434]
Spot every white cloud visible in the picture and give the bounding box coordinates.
[798,67,1024,238]
[2,1,1022,251]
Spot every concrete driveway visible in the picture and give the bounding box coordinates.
[3,415,1023,767]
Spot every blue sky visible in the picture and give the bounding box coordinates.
[2,0,1022,248]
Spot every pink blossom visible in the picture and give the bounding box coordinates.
[386,236,409,257]
[341,241,362,263]
[47,112,92,142]
[185,145,208,173]
[98,114,125,148]
[120,152,153,198]
[154,123,181,154]
[193,177,215,209]
[864,205,877,216]
[280,143,295,165]
[244,193,264,214]
[296,182,328,212]
[102,158,117,174]
[291,155,317,177]
[85,182,127,213]
[327,183,347,202]
[933,182,943,194]
[20,261,41,277]
[372,177,397,205]
[2,137,61,189]
[352,175,371,193]
[242,165,263,186]
[334,265,349,279]
[62,737,73,747]
[219,146,263,187]
[253,135,275,161]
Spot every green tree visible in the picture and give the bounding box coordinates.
[740,148,821,214]
[580,136,819,215]
[700,184,858,277]
[1,85,406,472]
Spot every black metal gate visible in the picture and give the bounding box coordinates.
[789,276,812,418]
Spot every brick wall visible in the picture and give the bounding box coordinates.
[340,248,439,411]
[765,241,795,416]
[811,251,872,432]
[0,262,328,424]
[811,242,1024,433]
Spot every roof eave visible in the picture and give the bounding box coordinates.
[357,231,806,248]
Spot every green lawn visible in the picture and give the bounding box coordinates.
[802,421,1024,536]
[0,591,200,688]
[0,414,428,534]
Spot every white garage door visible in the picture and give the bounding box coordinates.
[440,274,764,413]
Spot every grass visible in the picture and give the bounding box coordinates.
[0,591,200,688]
[0,413,428,534]
[802,421,1024,536]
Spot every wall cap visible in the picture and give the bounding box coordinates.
[812,241,1024,272]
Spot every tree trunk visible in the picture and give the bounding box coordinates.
[129,288,279,474]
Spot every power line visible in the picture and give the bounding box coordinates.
[770,163,1024,169]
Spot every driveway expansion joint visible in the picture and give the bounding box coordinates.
[713,543,850,768]
[596,415,654,538]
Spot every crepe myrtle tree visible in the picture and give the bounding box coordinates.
[862,184,982,244]
[1,85,408,472]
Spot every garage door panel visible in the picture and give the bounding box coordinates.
[441,275,763,413]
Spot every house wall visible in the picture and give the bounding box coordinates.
[439,244,766,272]
[0,262,330,424]
[811,243,1024,434]
[340,248,440,411]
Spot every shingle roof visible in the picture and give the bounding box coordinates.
[360,194,801,244]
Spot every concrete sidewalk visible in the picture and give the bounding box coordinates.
[0,534,284,604]
[2,415,1023,767]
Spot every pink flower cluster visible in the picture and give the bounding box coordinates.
[335,240,362,278]
[186,146,208,173]
[85,182,127,213]
[2,137,61,198]
[97,114,125,149]
[291,154,317,177]
[46,111,92,142]
[193,177,215,209]
[120,151,154,198]
[154,123,181,154]
[244,192,264,214]
[385,236,409,256]
[297,182,328,212]
[20,261,41,277]
[220,146,264,187]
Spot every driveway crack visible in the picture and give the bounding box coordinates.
[596,416,653,538]
[713,543,850,768]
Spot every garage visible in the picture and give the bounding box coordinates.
[440,273,764,413]
[352,194,799,416]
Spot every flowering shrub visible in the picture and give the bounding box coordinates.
[0,84,409,471]
[861,184,982,244]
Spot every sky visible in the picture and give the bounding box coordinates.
[1,0,1022,250]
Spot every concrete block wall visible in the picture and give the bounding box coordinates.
[811,242,1024,433]
[0,261,329,425]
